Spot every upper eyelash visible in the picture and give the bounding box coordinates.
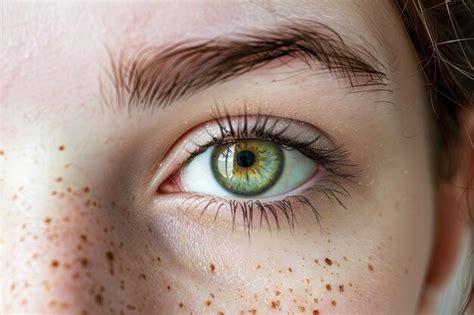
[181,110,357,179]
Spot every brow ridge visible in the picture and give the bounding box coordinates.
[101,20,388,111]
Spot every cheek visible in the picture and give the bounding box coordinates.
[2,185,167,314]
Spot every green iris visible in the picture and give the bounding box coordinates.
[211,139,284,196]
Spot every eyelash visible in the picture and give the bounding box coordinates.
[172,110,357,234]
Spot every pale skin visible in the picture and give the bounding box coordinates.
[1,1,473,315]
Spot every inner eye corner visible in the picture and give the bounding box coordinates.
[157,170,183,194]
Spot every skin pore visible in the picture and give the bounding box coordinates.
[4,0,471,314]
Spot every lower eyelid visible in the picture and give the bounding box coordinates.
[153,172,349,233]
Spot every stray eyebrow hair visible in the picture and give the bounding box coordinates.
[101,20,388,111]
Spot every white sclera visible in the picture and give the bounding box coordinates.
[181,145,317,199]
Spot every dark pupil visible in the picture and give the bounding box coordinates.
[236,150,256,168]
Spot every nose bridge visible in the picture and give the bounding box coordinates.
[2,141,118,314]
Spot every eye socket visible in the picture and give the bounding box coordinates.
[157,113,354,232]
[178,139,318,198]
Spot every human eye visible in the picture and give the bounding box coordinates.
[157,111,355,232]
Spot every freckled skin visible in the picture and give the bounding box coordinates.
[2,1,437,314]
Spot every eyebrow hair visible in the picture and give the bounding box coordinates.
[101,20,388,111]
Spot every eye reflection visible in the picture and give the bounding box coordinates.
[211,140,284,196]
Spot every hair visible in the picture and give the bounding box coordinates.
[394,1,473,312]
[394,0,473,179]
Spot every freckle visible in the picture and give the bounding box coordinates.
[218,312,225,315]
[51,191,57,196]
[274,290,281,296]
[95,294,103,306]
[298,305,305,312]
[209,263,216,273]
[48,300,59,307]
[56,177,63,182]
[41,280,51,291]
[126,304,136,310]
[167,285,171,291]
[80,234,88,242]
[139,273,146,280]
[51,260,60,268]
[324,258,333,266]
[44,217,52,224]
[10,283,16,291]
[66,187,72,193]
[288,267,293,272]
[105,251,115,275]
[256,264,261,269]
[288,288,293,293]
[331,300,337,306]
[270,300,280,309]
[368,263,374,271]
[343,256,348,261]
[178,302,184,308]
[0,149,4,156]
[58,145,65,151]
[339,285,344,292]
[79,257,89,267]
[12,194,17,201]
[83,187,90,193]
[314,259,319,264]
[206,300,211,306]
[313,298,318,303]
[325,284,332,291]
[313,310,320,315]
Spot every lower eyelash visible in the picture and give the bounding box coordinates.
[178,174,351,236]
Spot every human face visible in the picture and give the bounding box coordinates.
[2,1,434,314]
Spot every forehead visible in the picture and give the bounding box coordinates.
[0,1,397,120]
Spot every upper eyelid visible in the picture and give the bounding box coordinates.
[178,114,337,168]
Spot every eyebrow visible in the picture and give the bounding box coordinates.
[101,20,388,111]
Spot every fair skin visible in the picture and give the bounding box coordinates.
[1,1,472,314]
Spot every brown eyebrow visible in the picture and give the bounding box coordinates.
[100,20,388,112]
